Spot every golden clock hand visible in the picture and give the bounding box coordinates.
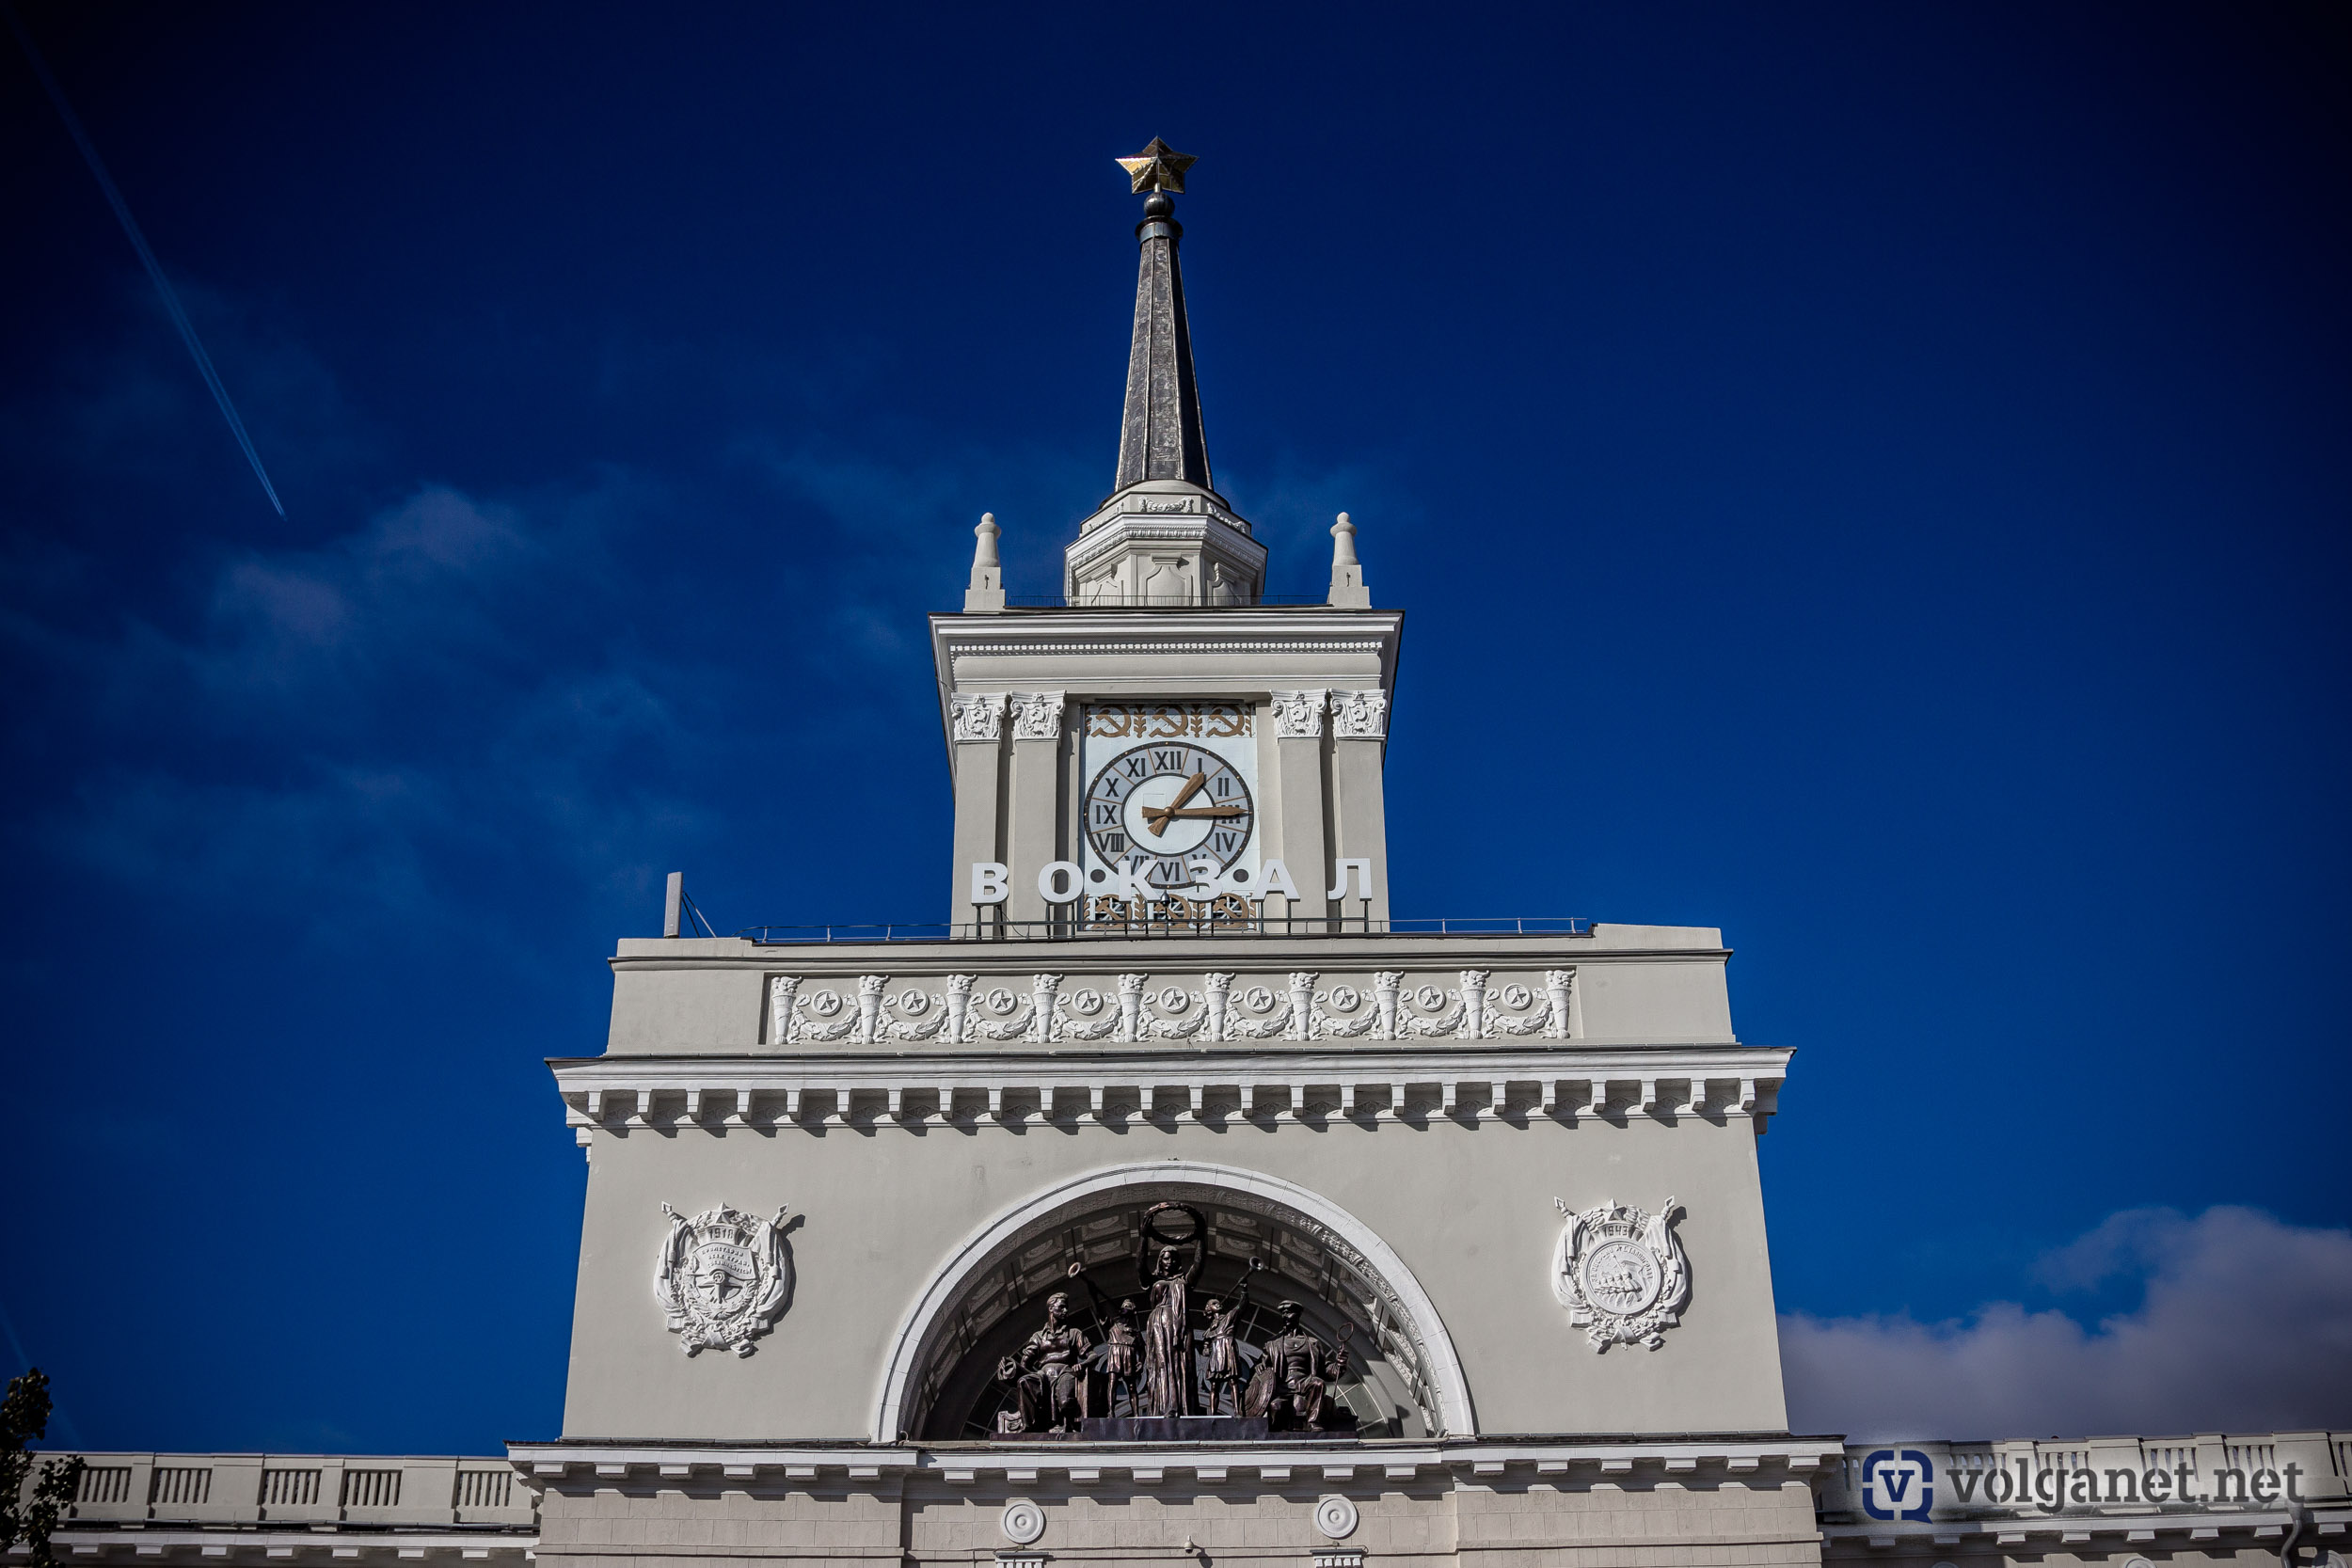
[1141,771,1209,830]
[1153,806,1244,819]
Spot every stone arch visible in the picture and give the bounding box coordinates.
[872,1160,1476,1440]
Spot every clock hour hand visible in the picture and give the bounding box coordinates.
[1141,771,1209,831]
[1150,806,1244,820]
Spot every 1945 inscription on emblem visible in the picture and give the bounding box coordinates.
[1550,1196,1689,1352]
[656,1202,793,1357]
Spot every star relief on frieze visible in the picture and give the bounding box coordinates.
[1116,137,1197,195]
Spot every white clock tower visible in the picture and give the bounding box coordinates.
[934,138,1399,933]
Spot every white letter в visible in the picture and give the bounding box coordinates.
[1257,859,1301,901]
[1327,858,1374,901]
[1037,861,1083,904]
[970,863,1009,905]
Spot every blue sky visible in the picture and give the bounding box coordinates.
[3,2,2346,1452]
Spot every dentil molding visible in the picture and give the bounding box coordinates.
[555,1040,1788,1143]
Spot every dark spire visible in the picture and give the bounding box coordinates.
[1112,139,1212,493]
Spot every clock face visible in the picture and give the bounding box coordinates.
[1084,741,1257,891]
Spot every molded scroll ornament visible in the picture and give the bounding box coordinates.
[1549,1197,1688,1352]
[950,692,1006,743]
[1270,689,1327,737]
[1328,689,1388,739]
[656,1202,792,1356]
[1010,691,1065,740]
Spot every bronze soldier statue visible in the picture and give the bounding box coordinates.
[1241,1299,1351,1431]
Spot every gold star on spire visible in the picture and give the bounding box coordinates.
[1116,137,1196,195]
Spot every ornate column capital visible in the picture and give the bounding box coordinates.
[1009,691,1066,741]
[950,691,1007,743]
[1328,688,1388,739]
[1270,689,1327,738]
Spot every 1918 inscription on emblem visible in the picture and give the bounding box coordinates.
[1551,1196,1689,1352]
[655,1202,793,1357]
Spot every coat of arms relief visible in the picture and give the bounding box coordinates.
[655,1202,793,1356]
[1550,1196,1690,1352]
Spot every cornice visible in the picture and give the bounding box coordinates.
[927,609,1405,764]
[548,1045,1789,1139]
[1063,512,1269,577]
[508,1434,1842,1488]
[48,1530,534,1558]
[609,936,1724,970]
[930,608,1402,641]
[951,637,1388,657]
[1818,1509,2349,1552]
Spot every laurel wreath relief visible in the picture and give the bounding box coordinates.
[765,968,1574,1044]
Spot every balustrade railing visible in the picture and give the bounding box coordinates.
[733,916,1593,944]
[41,1453,534,1529]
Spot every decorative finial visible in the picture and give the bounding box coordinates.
[1116,137,1196,196]
[964,512,1005,614]
[1327,512,1370,609]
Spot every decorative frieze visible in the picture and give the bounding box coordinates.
[770,968,1573,1044]
[1328,688,1388,739]
[1270,689,1327,738]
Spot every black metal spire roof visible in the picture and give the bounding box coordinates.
[1112,140,1213,495]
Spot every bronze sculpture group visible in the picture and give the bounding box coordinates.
[993,1202,1352,1434]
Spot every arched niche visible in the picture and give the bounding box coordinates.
[873,1162,1475,1440]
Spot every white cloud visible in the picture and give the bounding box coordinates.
[1780,1206,2352,1439]
[196,484,541,695]
[14,479,714,925]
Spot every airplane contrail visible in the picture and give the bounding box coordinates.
[6,5,286,516]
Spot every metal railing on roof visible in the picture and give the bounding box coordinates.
[992,594,1357,610]
[730,916,1592,944]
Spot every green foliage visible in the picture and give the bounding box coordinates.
[1,1370,84,1568]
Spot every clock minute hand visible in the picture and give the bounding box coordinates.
[1152,806,1244,819]
[1142,771,1209,830]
